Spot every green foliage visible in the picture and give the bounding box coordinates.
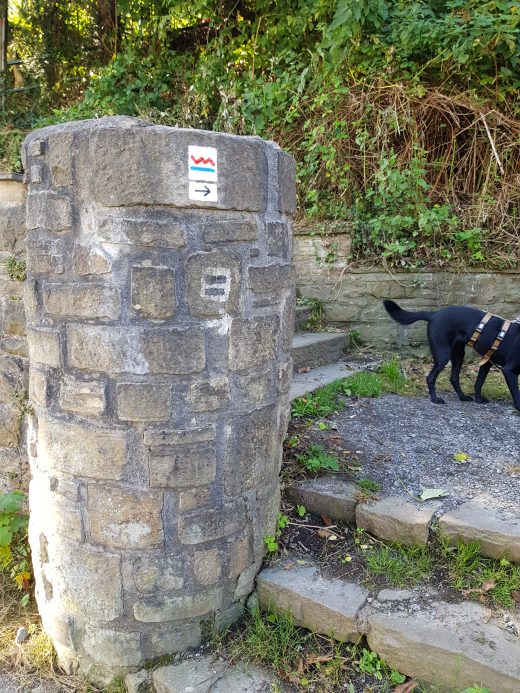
[0,130,24,172]
[263,513,290,554]
[342,371,382,398]
[0,491,31,600]
[297,443,340,474]
[297,295,325,331]
[291,380,346,419]
[356,478,380,495]
[4,255,27,282]
[363,540,432,587]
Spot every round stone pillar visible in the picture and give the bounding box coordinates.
[22,117,295,683]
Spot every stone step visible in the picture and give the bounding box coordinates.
[257,563,520,693]
[290,361,357,400]
[284,477,520,561]
[291,331,349,371]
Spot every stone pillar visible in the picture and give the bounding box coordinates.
[22,117,295,683]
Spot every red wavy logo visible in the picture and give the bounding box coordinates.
[191,155,216,167]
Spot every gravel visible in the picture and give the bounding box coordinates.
[328,392,520,515]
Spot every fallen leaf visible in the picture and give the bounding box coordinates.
[419,488,448,501]
[317,528,338,540]
[511,590,520,603]
[321,515,332,525]
[482,580,496,592]
[305,653,334,666]
[394,682,418,693]
[297,367,311,373]
[453,451,470,463]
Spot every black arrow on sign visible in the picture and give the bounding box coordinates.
[195,185,211,197]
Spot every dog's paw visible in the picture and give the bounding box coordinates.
[475,396,489,404]
[459,394,473,402]
[432,397,446,404]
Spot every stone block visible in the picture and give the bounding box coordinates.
[66,325,147,374]
[439,500,520,562]
[149,445,216,489]
[178,501,245,545]
[71,245,112,275]
[96,210,185,248]
[0,335,28,357]
[224,405,277,495]
[29,369,48,408]
[367,601,520,693]
[185,251,240,318]
[26,192,72,232]
[0,204,26,252]
[124,669,149,693]
[189,376,229,412]
[257,565,367,643]
[26,232,65,274]
[0,404,19,447]
[142,622,201,659]
[229,315,279,372]
[59,377,105,417]
[278,150,296,214]
[2,298,26,336]
[266,222,291,259]
[131,266,175,320]
[88,484,163,549]
[83,626,143,668]
[42,283,121,320]
[29,474,83,541]
[133,587,222,622]
[48,131,74,187]
[200,217,258,244]
[26,327,61,368]
[356,496,440,546]
[38,415,127,480]
[90,125,268,212]
[248,264,294,293]
[230,369,274,407]
[0,179,25,204]
[133,554,185,593]
[52,540,124,623]
[228,536,253,579]
[141,327,206,374]
[193,547,221,586]
[178,487,211,512]
[116,381,172,422]
[144,425,215,447]
[286,477,358,523]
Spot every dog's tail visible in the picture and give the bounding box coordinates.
[383,299,436,325]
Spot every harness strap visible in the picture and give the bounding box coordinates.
[479,318,511,366]
[467,312,493,348]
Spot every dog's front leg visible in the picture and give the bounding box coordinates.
[502,368,520,411]
[474,361,492,404]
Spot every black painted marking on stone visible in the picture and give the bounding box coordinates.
[205,287,226,296]
[205,275,227,284]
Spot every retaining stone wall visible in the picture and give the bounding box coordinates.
[0,174,28,492]
[22,117,296,683]
[294,225,520,348]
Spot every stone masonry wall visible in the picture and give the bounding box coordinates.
[0,174,28,492]
[22,117,296,683]
[294,225,520,348]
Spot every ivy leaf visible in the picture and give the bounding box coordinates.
[418,488,448,501]
[0,526,13,547]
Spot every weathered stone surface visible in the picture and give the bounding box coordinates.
[178,501,245,545]
[230,369,274,407]
[149,445,216,489]
[356,496,440,546]
[291,331,348,371]
[248,264,295,293]
[48,131,74,187]
[229,315,279,371]
[2,297,25,335]
[200,217,258,244]
[367,601,520,693]
[185,251,240,318]
[193,547,221,586]
[131,266,175,319]
[0,203,25,252]
[189,376,229,412]
[286,477,358,523]
[88,484,163,549]
[152,657,277,693]
[29,473,83,541]
[439,500,520,561]
[26,192,72,232]
[124,669,149,693]
[144,426,215,447]
[96,210,186,248]
[133,587,222,622]
[29,369,48,408]
[42,283,121,320]
[27,327,61,368]
[258,565,367,643]
[178,487,211,512]
[83,625,143,668]
[0,335,28,358]
[38,415,126,480]
[266,222,291,259]
[278,150,297,215]
[67,325,205,374]
[59,376,105,417]
[142,622,201,658]
[133,554,185,593]
[224,405,277,495]
[116,381,172,422]
[0,179,25,204]
[0,405,19,447]
[71,245,112,275]
[26,232,65,274]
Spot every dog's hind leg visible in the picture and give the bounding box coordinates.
[449,342,473,401]
[502,368,520,411]
[474,361,492,403]
[426,343,451,404]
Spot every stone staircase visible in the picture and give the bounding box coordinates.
[290,304,352,400]
[256,477,520,692]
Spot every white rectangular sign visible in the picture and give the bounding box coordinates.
[189,181,218,202]
[188,146,218,182]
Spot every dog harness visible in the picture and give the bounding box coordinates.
[467,312,512,366]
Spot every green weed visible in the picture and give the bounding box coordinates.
[0,491,31,603]
[363,541,431,587]
[297,444,340,474]
[356,479,380,496]
[4,255,27,282]
[264,514,290,554]
[291,380,346,419]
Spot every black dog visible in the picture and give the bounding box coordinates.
[383,299,520,410]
